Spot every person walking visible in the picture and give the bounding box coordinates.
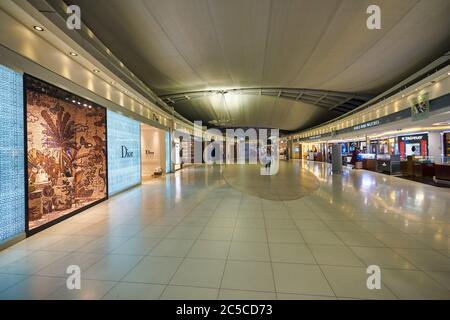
[350,147,360,168]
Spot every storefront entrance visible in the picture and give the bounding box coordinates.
[141,123,167,181]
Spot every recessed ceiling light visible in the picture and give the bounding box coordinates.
[33,26,44,31]
[69,52,78,57]
[93,69,100,73]
[72,100,76,103]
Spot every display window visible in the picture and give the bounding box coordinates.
[398,134,428,160]
[165,131,171,173]
[369,142,377,154]
[179,135,194,165]
[377,140,389,155]
[141,123,167,180]
[0,65,25,244]
[444,132,450,158]
[107,110,141,195]
[359,141,367,151]
[349,142,358,152]
[25,75,107,232]
[173,137,181,170]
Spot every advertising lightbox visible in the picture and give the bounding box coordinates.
[0,65,25,243]
[107,110,141,195]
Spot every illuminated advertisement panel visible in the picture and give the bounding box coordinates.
[0,65,25,243]
[107,110,141,195]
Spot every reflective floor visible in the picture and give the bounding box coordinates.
[1,160,450,300]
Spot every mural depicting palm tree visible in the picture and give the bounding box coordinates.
[40,108,79,172]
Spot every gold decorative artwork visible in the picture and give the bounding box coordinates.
[25,76,107,230]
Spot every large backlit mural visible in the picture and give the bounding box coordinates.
[25,76,107,231]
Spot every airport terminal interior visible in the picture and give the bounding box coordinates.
[0,0,450,301]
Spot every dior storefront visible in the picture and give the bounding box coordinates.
[0,64,172,248]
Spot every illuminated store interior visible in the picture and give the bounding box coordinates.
[141,123,168,180]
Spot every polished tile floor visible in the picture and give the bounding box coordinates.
[1,161,450,300]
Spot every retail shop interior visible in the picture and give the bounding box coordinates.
[297,126,450,186]
[141,123,168,180]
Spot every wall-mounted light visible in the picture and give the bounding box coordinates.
[33,26,44,31]
[69,52,78,57]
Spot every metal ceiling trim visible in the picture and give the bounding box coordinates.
[159,87,372,114]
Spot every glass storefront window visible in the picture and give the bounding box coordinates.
[25,75,107,232]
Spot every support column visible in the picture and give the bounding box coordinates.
[428,132,442,164]
[332,144,342,174]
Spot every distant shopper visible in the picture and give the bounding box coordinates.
[350,147,360,167]
[265,148,272,173]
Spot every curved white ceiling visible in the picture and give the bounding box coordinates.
[66,0,450,130]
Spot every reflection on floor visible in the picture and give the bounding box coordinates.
[397,175,450,188]
[0,160,449,300]
[222,163,320,200]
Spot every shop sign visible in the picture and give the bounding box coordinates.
[121,146,134,158]
[399,134,427,142]
[398,134,429,158]
[352,120,380,131]
[309,135,321,140]
[410,93,430,121]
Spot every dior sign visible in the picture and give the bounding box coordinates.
[121,146,134,158]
